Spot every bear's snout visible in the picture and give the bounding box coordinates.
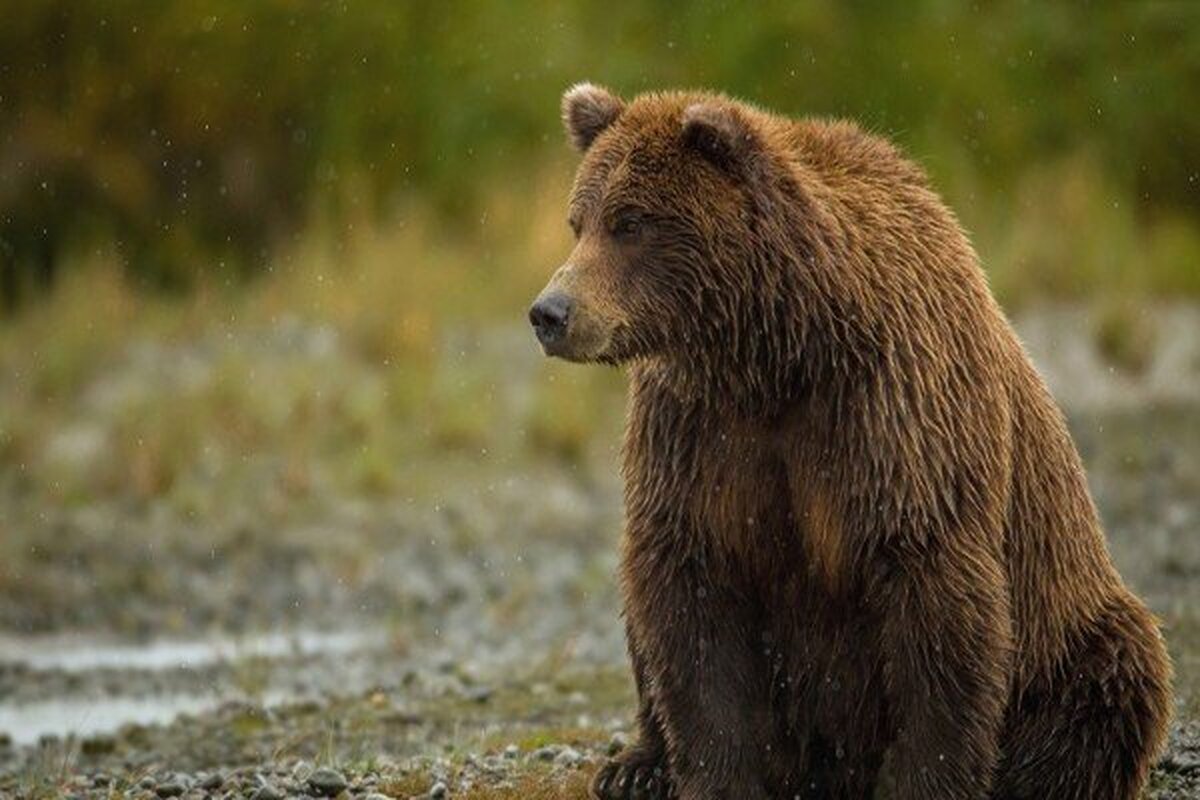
[530,263,621,362]
[529,292,573,347]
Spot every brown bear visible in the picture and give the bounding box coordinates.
[528,84,1172,800]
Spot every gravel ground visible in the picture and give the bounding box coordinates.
[0,306,1197,799]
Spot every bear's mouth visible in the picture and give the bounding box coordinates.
[538,328,614,363]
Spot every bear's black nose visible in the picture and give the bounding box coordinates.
[529,293,573,345]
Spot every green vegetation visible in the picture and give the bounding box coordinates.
[1,2,1198,302]
[0,208,622,513]
[0,3,1193,526]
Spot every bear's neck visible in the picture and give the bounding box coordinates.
[636,341,816,420]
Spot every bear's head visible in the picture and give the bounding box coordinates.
[530,84,821,402]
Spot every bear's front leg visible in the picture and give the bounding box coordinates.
[592,628,672,800]
[881,535,1013,800]
[622,545,772,800]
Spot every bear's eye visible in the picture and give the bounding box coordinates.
[568,216,582,239]
[611,214,643,240]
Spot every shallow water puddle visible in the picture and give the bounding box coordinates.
[0,628,379,672]
[0,629,383,746]
[0,694,218,746]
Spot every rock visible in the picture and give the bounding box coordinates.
[307,767,349,797]
[503,744,519,759]
[607,733,628,756]
[1161,751,1200,775]
[554,746,584,767]
[429,781,448,799]
[291,760,313,782]
[154,779,187,797]
[364,794,393,800]
[250,785,284,800]
[0,732,11,749]
[198,772,224,790]
[532,745,560,762]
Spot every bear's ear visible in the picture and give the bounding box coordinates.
[562,82,625,152]
[681,102,757,173]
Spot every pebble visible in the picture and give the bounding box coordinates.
[1161,751,1200,774]
[307,767,349,797]
[153,780,187,797]
[532,745,560,762]
[607,732,628,756]
[503,744,520,759]
[429,780,449,798]
[554,746,584,767]
[250,785,284,800]
[198,772,224,791]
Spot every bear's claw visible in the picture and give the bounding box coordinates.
[591,747,671,800]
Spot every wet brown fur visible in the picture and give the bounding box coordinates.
[534,84,1172,800]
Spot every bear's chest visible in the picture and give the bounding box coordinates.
[624,385,852,594]
[689,425,788,538]
[625,400,797,569]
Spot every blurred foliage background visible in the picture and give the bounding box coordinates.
[3,1,1199,300]
[0,0,1198,510]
